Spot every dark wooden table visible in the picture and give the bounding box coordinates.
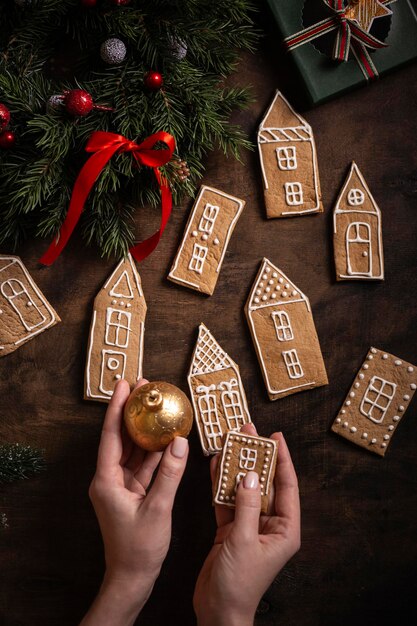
[1,11,417,626]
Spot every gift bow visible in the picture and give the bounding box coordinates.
[40,130,176,266]
[284,0,393,80]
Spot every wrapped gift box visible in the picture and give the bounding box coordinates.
[267,0,417,105]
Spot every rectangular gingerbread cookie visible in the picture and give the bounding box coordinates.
[168,185,245,295]
[331,347,417,457]
[213,431,278,514]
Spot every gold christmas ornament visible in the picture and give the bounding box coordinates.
[124,381,193,451]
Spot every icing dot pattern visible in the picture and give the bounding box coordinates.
[249,259,304,309]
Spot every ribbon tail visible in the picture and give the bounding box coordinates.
[129,170,172,262]
[351,39,379,80]
[333,23,351,62]
[284,17,337,50]
[39,145,120,265]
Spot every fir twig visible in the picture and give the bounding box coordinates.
[0,443,46,483]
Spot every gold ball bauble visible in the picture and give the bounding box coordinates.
[124,381,193,452]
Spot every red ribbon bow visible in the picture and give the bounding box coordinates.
[284,0,393,80]
[39,130,176,266]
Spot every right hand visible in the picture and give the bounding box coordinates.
[193,424,301,626]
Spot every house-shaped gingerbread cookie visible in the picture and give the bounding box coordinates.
[245,258,328,401]
[168,185,245,295]
[85,254,146,402]
[333,162,384,280]
[0,255,60,357]
[188,324,252,455]
[258,90,323,218]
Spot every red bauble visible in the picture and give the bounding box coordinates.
[0,104,11,130]
[64,89,93,116]
[0,130,16,149]
[111,0,131,5]
[144,71,164,91]
[80,0,98,7]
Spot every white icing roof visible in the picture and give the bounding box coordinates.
[190,323,233,375]
[247,258,308,311]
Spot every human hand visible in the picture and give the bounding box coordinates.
[193,424,300,626]
[80,378,189,626]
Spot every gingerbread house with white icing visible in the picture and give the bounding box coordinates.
[258,90,323,218]
[188,324,252,455]
[245,258,328,401]
[85,254,146,402]
[333,162,384,281]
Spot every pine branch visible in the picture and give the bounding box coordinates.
[0,443,46,484]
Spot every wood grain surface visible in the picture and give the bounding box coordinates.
[1,9,417,626]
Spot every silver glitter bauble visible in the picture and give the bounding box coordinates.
[168,36,187,61]
[100,38,127,65]
[47,95,64,111]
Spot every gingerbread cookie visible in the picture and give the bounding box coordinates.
[245,258,328,401]
[258,90,323,219]
[333,162,384,281]
[332,348,417,457]
[168,185,245,295]
[0,255,60,357]
[85,254,147,402]
[188,324,252,455]
[213,431,278,514]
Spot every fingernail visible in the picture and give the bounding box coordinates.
[171,437,188,459]
[243,471,259,489]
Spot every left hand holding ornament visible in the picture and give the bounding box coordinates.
[124,381,193,452]
[81,379,189,625]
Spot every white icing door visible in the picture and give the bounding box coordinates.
[346,222,371,275]
[99,350,126,396]
[1,279,46,331]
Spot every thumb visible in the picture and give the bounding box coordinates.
[144,436,189,514]
[231,471,261,542]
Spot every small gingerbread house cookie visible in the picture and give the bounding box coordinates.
[168,185,245,295]
[213,431,278,514]
[245,258,328,401]
[85,254,147,402]
[188,324,252,455]
[258,91,323,219]
[333,162,384,280]
[332,348,417,457]
[0,255,60,357]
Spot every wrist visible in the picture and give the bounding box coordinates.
[101,570,155,612]
[196,610,254,626]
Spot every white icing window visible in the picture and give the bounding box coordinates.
[235,471,246,492]
[189,243,208,274]
[272,311,294,342]
[221,389,245,430]
[284,182,303,206]
[360,376,397,424]
[198,203,219,234]
[105,308,131,348]
[282,349,304,379]
[1,278,46,331]
[239,448,257,471]
[198,391,222,451]
[276,146,297,171]
[347,188,365,206]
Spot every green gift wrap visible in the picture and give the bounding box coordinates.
[267,0,417,105]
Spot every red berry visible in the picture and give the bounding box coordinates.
[80,0,98,7]
[144,71,163,91]
[0,130,16,149]
[64,89,93,116]
[0,104,11,130]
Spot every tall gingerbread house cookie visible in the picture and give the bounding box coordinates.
[188,324,252,455]
[85,254,146,402]
[245,258,328,401]
[0,255,60,357]
[258,91,323,219]
[333,162,384,281]
[168,185,245,295]
[332,348,417,457]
